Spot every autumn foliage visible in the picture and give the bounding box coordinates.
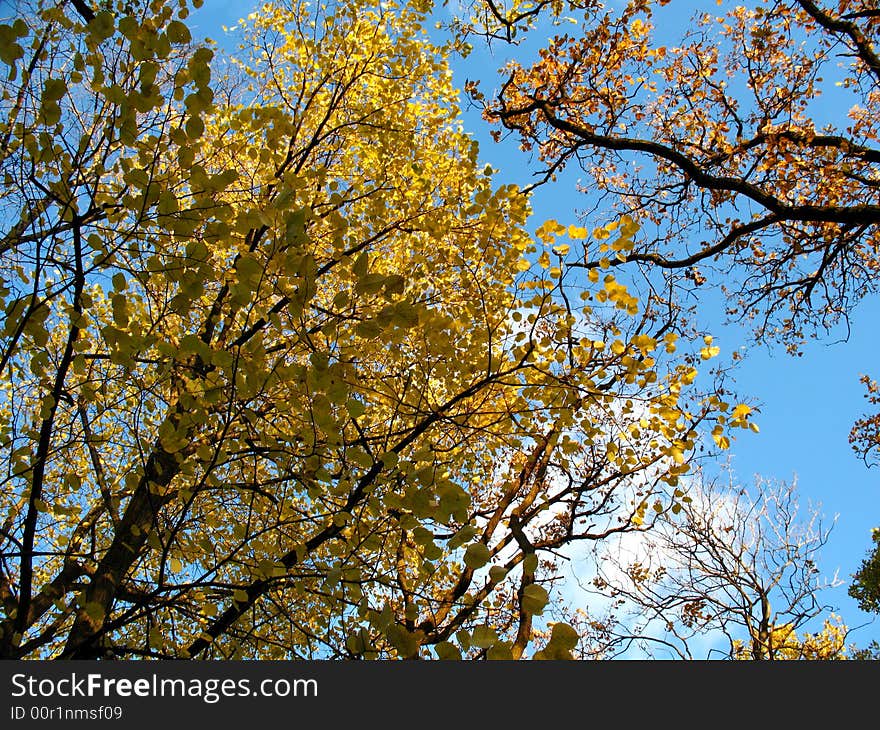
[0,0,762,659]
[0,0,870,661]
[486,0,880,350]
[472,0,880,637]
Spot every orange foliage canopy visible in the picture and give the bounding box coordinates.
[487,0,880,347]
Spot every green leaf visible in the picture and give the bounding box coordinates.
[324,566,342,589]
[463,542,491,569]
[437,482,470,523]
[385,624,420,657]
[412,526,435,546]
[383,274,406,296]
[355,319,383,339]
[470,624,497,649]
[43,78,67,101]
[345,398,366,419]
[167,20,192,44]
[548,622,579,650]
[487,641,513,660]
[87,11,116,42]
[346,628,372,656]
[285,208,308,245]
[0,39,23,66]
[521,583,549,615]
[352,251,369,278]
[448,524,478,549]
[355,273,386,295]
[185,115,205,139]
[434,641,461,660]
[391,301,420,328]
[235,253,263,284]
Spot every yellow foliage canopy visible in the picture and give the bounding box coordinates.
[0,0,738,659]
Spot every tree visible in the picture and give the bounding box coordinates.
[731,616,850,660]
[851,640,880,659]
[849,528,880,613]
[468,0,880,627]
[581,476,847,659]
[851,375,880,466]
[0,0,745,659]
[485,0,880,350]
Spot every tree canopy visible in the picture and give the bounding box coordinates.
[470,0,880,637]
[0,0,756,659]
[485,0,880,350]
[0,0,870,660]
[583,476,844,659]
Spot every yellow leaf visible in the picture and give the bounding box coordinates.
[731,403,752,418]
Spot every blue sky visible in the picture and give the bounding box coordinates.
[189,0,880,651]
[712,296,880,645]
